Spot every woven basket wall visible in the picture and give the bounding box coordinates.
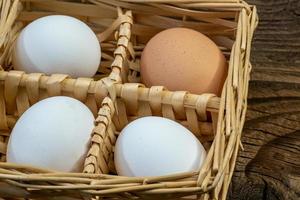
[0,0,258,199]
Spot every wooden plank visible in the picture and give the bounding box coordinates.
[229,0,300,199]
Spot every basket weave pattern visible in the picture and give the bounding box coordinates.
[0,0,258,199]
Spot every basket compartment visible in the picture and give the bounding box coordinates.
[0,71,111,161]
[84,83,220,174]
[114,2,243,84]
[84,83,220,199]
[0,0,133,81]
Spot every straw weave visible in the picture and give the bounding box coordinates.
[0,0,258,199]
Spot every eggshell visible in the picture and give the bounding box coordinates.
[7,96,95,172]
[12,15,101,78]
[141,28,227,95]
[114,116,206,177]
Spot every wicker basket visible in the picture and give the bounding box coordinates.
[0,0,258,199]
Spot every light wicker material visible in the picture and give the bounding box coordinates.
[0,0,258,199]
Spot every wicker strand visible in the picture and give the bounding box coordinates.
[84,97,115,174]
[0,0,20,68]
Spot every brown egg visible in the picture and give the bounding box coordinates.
[140,28,228,96]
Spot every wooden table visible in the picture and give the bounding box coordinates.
[229,0,300,199]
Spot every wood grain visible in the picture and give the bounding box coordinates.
[229,0,300,199]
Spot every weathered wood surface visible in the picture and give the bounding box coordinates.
[229,0,300,199]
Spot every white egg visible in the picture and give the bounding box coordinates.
[12,15,101,78]
[7,96,95,172]
[114,116,206,177]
